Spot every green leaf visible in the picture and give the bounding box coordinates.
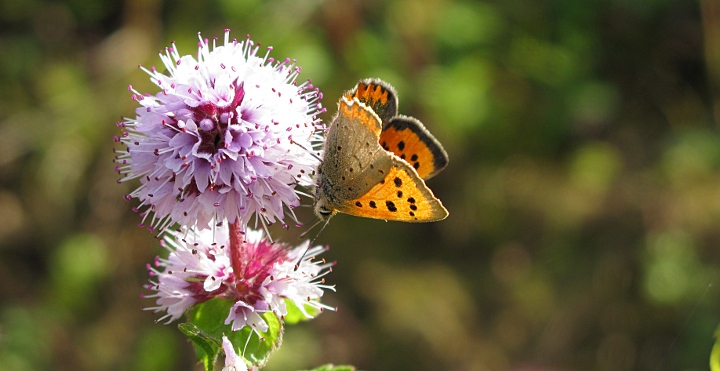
[711,326,720,371]
[227,312,283,367]
[283,300,321,325]
[178,323,220,371]
[186,298,235,334]
[185,298,284,368]
[300,364,356,371]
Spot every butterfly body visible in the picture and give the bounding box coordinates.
[315,79,448,222]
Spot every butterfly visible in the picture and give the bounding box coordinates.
[314,78,449,222]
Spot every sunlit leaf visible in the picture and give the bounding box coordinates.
[283,300,320,325]
[185,298,284,368]
[711,326,720,371]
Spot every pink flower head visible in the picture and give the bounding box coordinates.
[143,222,335,333]
[114,30,325,232]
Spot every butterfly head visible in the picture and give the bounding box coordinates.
[313,199,336,221]
[312,172,335,221]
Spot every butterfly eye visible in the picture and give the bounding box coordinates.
[316,207,335,222]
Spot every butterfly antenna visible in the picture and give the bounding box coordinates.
[295,216,332,270]
[310,217,331,246]
[299,218,324,239]
[292,140,323,162]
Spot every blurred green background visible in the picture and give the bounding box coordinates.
[1,0,720,370]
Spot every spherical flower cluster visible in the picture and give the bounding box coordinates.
[144,223,335,334]
[114,30,325,232]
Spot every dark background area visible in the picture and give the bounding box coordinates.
[1,0,720,370]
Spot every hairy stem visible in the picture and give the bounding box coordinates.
[228,221,245,278]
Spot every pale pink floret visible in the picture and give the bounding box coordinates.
[222,335,248,371]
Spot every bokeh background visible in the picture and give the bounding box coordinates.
[1,0,720,370]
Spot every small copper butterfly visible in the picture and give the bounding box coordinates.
[314,79,449,222]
